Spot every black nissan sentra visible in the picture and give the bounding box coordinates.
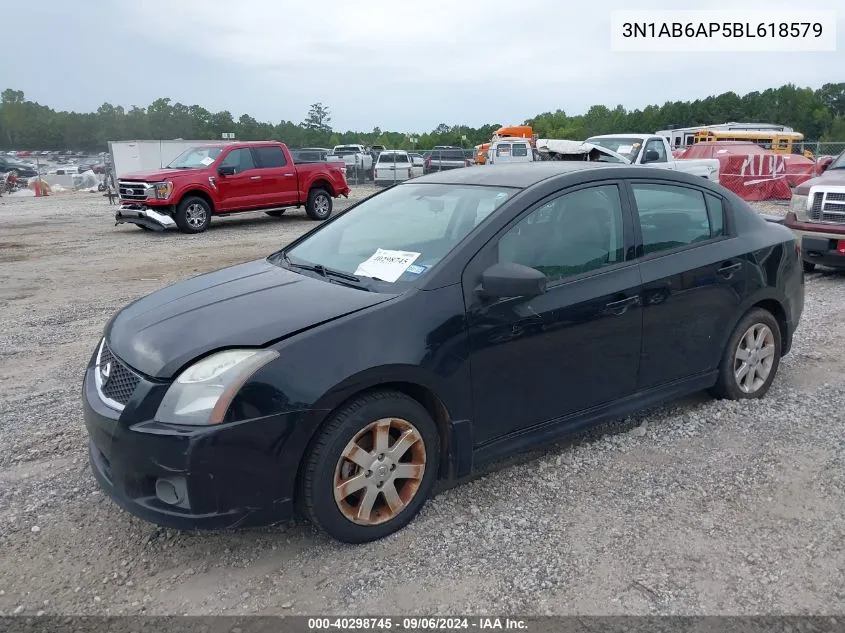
[83,163,804,543]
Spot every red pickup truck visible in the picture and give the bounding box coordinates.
[115,141,350,233]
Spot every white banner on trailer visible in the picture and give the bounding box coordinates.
[108,140,226,179]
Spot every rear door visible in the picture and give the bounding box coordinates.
[252,145,298,207]
[627,179,747,390]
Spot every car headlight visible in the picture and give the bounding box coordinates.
[155,349,279,426]
[790,193,809,220]
[153,181,173,199]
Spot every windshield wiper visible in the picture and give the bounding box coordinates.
[283,253,365,284]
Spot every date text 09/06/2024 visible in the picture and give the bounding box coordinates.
[307,617,528,630]
[621,22,823,38]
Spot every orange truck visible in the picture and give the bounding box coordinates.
[477,126,537,164]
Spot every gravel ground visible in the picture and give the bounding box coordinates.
[0,189,844,616]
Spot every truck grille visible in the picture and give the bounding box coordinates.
[118,181,149,201]
[809,190,845,224]
[96,341,141,408]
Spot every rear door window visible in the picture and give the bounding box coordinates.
[253,146,288,168]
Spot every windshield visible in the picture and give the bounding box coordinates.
[334,146,361,155]
[829,150,845,170]
[279,183,514,286]
[585,137,642,161]
[167,146,223,169]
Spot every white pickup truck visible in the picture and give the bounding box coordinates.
[331,144,374,180]
[584,134,720,182]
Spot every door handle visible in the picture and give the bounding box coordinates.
[283,174,295,178]
[250,176,262,180]
[605,295,639,315]
[717,261,742,277]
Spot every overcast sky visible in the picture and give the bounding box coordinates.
[5,0,842,132]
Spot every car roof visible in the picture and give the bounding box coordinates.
[411,162,629,188]
[587,134,653,139]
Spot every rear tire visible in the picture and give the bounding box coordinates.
[265,210,286,217]
[305,188,332,221]
[299,390,440,544]
[709,308,781,400]
[174,196,211,234]
[803,261,816,273]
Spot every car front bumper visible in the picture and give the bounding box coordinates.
[82,366,306,530]
[115,203,176,231]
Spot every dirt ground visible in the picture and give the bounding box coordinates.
[1,190,844,616]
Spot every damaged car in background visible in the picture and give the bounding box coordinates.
[116,141,349,233]
[538,134,720,182]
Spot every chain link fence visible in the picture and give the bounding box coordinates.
[312,148,477,187]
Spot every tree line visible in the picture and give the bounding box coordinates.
[1,83,844,152]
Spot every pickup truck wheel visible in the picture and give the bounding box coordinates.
[265,210,286,217]
[306,188,332,221]
[175,197,211,234]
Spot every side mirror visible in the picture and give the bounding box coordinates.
[643,149,661,163]
[820,162,830,173]
[218,165,236,176]
[477,262,547,299]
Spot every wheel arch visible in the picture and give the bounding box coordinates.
[720,289,791,359]
[293,369,463,499]
[308,178,334,197]
[178,188,215,212]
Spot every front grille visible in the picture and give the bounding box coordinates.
[118,181,149,201]
[808,190,845,224]
[97,342,141,407]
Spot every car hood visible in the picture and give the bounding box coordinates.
[536,139,630,163]
[105,259,395,379]
[119,168,206,182]
[793,169,845,195]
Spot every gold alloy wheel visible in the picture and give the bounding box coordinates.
[333,418,426,526]
[733,323,776,394]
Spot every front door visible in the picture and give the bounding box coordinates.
[464,182,643,446]
[215,147,262,210]
[627,180,748,390]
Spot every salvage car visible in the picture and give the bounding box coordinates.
[784,148,845,272]
[83,163,803,543]
[586,134,720,182]
[115,142,349,233]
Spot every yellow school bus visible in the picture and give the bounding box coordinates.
[692,129,805,154]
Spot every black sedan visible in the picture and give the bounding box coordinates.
[82,163,804,543]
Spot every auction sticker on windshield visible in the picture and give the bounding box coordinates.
[200,157,215,166]
[354,249,421,282]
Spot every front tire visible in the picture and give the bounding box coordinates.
[299,391,440,543]
[305,188,332,221]
[710,308,781,400]
[174,196,211,234]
